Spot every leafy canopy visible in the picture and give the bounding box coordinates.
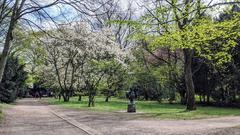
[144,14,240,65]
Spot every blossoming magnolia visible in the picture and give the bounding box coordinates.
[44,22,129,102]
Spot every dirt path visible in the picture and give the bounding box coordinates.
[1,98,240,135]
[0,99,89,135]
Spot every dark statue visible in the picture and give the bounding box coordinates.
[126,87,137,112]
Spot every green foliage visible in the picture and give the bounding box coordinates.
[0,56,28,103]
[130,71,163,101]
[127,46,183,102]
[0,103,9,121]
[147,15,240,65]
[99,60,127,101]
[191,6,240,105]
[12,29,46,76]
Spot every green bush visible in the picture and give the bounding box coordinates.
[0,56,28,103]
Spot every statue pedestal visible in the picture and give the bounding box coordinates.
[127,104,136,113]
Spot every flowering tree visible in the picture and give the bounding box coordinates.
[44,22,128,104]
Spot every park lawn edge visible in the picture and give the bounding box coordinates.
[0,109,2,122]
[0,103,11,122]
[0,104,5,122]
[44,97,240,120]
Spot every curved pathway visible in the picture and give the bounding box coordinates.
[1,98,240,135]
[0,99,91,135]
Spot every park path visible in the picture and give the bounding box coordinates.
[0,98,90,135]
[1,98,240,135]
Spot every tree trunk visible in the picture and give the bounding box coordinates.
[105,96,109,102]
[78,95,82,101]
[58,93,61,101]
[221,87,225,103]
[54,94,58,99]
[62,91,70,102]
[63,95,68,102]
[180,90,186,105]
[144,92,149,101]
[92,97,95,107]
[88,95,94,107]
[183,49,196,111]
[199,95,202,103]
[203,95,206,104]
[0,0,19,82]
[87,95,95,107]
[88,98,91,107]
[207,91,210,105]
[233,88,237,102]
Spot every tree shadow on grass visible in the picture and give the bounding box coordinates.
[141,109,198,119]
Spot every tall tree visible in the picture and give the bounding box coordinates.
[0,0,119,82]
[0,0,62,82]
[130,0,240,110]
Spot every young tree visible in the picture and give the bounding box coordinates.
[100,60,126,102]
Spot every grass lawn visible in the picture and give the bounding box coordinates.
[0,111,2,121]
[0,103,10,122]
[0,104,5,121]
[46,96,240,120]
